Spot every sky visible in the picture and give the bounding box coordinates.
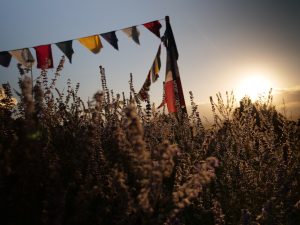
[1,0,300,119]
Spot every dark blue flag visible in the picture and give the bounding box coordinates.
[101,31,119,50]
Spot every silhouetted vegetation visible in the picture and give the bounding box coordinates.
[1,59,299,224]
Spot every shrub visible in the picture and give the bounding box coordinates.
[0,60,299,225]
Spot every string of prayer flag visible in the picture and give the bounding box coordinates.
[161,16,186,114]
[0,19,163,68]
[151,45,161,82]
[137,72,151,101]
[0,17,187,116]
[137,44,162,101]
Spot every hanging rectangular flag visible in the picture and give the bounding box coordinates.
[0,51,12,67]
[78,35,102,54]
[9,48,34,68]
[143,21,162,38]
[56,40,74,63]
[122,26,140,45]
[164,60,177,113]
[34,45,54,69]
[137,72,151,101]
[151,45,161,82]
[163,16,186,113]
[101,31,119,50]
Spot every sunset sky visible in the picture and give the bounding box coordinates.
[1,0,300,119]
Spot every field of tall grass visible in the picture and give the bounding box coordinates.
[1,59,300,225]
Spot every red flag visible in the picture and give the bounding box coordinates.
[34,45,54,69]
[143,21,162,38]
[163,16,186,113]
[165,81,177,113]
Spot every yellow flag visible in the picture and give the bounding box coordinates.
[153,59,159,74]
[78,35,102,54]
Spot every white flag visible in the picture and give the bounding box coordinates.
[9,48,34,68]
[122,26,140,45]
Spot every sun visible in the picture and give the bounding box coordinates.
[236,70,272,101]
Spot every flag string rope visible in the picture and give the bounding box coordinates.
[1,15,187,115]
[0,18,165,52]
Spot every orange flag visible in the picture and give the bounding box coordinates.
[78,35,102,54]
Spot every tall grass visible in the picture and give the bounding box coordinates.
[0,59,299,225]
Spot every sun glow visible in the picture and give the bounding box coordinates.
[236,70,272,101]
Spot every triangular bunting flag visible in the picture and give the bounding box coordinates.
[122,26,140,45]
[78,35,103,54]
[143,21,162,38]
[151,45,161,82]
[21,48,35,66]
[34,45,54,69]
[137,72,151,101]
[101,31,119,50]
[0,51,12,67]
[9,48,34,68]
[56,40,74,63]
